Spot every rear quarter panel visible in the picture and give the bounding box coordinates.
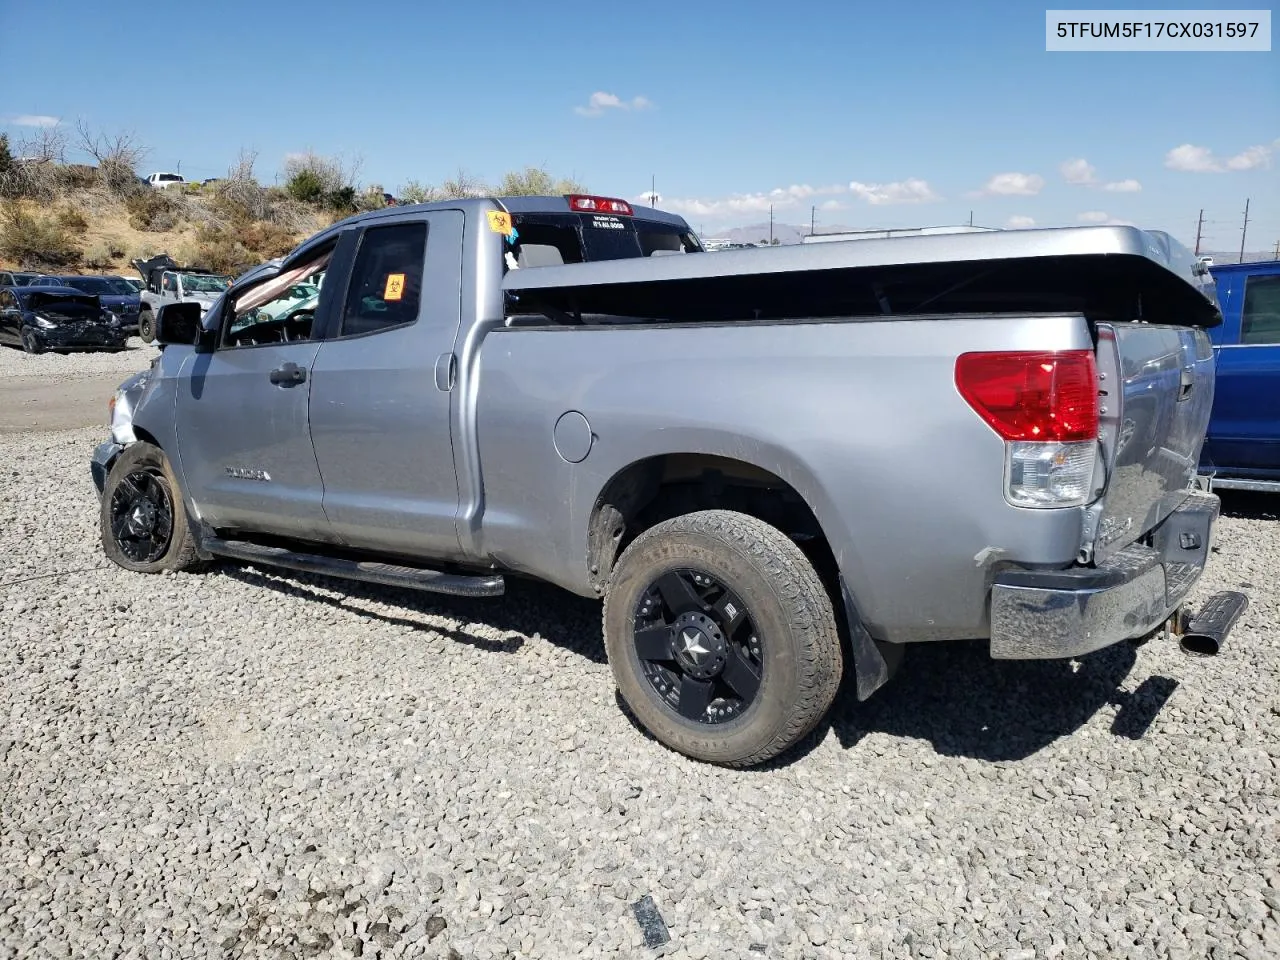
[475,314,1094,644]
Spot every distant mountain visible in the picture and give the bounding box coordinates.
[705,222,829,246]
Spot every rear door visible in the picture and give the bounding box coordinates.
[1204,268,1280,475]
[308,211,466,559]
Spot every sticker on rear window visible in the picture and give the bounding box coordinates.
[589,215,626,230]
[384,273,405,301]
[487,211,514,235]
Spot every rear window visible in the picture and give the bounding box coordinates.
[507,213,701,269]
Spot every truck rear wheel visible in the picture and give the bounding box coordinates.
[100,442,203,574]
[138,309,154,343]
[603,510,843,767]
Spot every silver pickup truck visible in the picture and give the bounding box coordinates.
[90,194,1245,767]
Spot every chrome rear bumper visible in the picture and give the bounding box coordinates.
[990,491,1219,659]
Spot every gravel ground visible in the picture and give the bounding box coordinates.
[1,426,1278,960]
[0,337,159,382]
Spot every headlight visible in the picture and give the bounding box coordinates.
[33,314,56,329]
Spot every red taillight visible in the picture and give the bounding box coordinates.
[955,350,1099,442]
[567,194,634,215]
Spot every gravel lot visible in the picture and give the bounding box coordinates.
[0,337,159,381]
[1,419,1278,958]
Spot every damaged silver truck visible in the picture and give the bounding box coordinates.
[90,194,1246,767]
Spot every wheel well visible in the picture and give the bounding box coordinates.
[586,454,838,596]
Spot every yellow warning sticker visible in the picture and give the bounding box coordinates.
[384,273,406,301]
[486,210,514,235]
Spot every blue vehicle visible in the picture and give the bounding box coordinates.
[1200,260,1280,492]
[35,275,143,333]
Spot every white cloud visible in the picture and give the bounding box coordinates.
[1165,141,1276,173]
[1103,179,1142,192]
[972,172,1044,197]
[1077,211,1110,223]
[820,198,845,211]
[1060,158,1096,185]
[637,190,661,206]
[656,183,847,218]
[5,114,60,127]
[1005,215,1037,229]
[847,178,940,205]
[573,91,654,117]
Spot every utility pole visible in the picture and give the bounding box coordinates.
[1273,238,1279,260]
[810,206,816,237]
[650,174,655,207]
[1239,198,1250,263]
[968,210,974,227]
[1194,209,1204,255]
[769,204,774,245]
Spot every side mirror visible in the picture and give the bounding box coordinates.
[153,301,202,346]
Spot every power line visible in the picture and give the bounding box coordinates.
[1239,198,1250,264]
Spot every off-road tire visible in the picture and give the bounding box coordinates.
[603,509,843,767]
[138,309,154,343]
[100,441,204,574]
[20,328,43,354]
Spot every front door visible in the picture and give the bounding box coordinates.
[174,235,352,541]
[308,211,465,559]
[1206,270,1280,476]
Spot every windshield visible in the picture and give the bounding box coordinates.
[181,274,231,293]
[62,276,138,296]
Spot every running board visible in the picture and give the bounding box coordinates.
[201,536,505,598]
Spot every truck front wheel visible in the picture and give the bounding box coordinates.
[100,442,203,574]
[603,510,843,767]
[138,309,154,343]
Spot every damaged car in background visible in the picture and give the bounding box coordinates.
[132,254,231,343]
[0,285,129,354]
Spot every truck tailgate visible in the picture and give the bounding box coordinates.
[1088,322,1216,561]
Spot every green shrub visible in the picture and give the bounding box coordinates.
[286,168,325,203]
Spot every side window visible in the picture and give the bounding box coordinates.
[222,248,333,348]
[1240,275,1280,346]
[339,222,427,338]
[162,273,177,293]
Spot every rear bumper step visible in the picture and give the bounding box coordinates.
[1177,590,1248,657]
[201,536,505,598]
[990,490,1219,659]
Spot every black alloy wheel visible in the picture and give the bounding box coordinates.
[107,468,174,564]
[632,568,763,724]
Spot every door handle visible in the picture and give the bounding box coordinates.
[270,362,307,386]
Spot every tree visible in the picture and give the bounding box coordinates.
[439,168,486,199]
[498,165,587,196]
[398,180,440,205]
[18,125,68,164]
[75,119,147,195]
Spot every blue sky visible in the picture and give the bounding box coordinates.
[2,0,1276,247]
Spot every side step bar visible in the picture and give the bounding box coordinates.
[201,536,505,598]
[1176,590,1249,657]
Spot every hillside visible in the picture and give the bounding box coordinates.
[0,137,587,277]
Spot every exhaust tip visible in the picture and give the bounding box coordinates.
[1175,590,1248,659]
[1179,633,1221,657]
